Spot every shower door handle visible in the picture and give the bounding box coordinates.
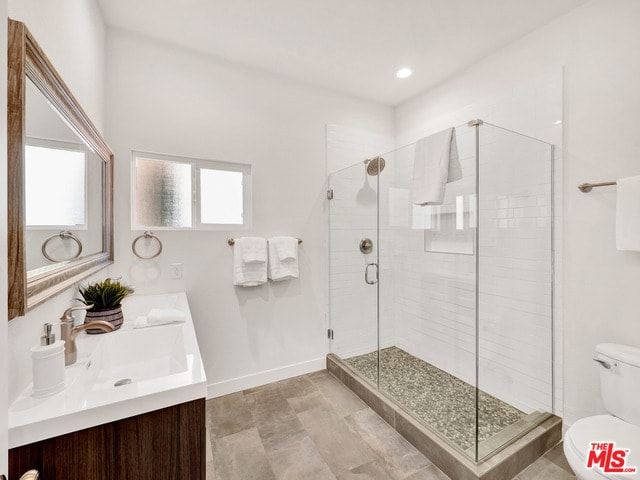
[365,263,378,285]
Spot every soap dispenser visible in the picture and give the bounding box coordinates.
[30,323,66,397]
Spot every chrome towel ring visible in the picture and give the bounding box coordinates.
[41,230,83,262]
[132,231,163,259]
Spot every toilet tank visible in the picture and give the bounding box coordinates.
[596,343,640,425]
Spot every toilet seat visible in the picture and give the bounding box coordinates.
[564,415,640,480]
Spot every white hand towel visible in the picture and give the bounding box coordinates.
[233,237,268,286]
[412,127,462,206]
[616,176,640,251]
[271,236,298,261]
[132,308,186,329]
[268,237,299,281]
[238,236,268,263]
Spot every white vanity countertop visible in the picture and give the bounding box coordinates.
[8,292,207,448]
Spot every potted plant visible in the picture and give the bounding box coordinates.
[77,278,134,333]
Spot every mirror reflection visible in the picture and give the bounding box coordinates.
[8,19,113,319]
[24,78,104,274]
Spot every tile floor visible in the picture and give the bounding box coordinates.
[205,370,575,480]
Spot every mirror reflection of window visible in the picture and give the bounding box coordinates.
[25,139,87,227]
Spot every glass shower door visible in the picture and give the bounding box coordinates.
[328,160,380,385]
[475,123,554,461]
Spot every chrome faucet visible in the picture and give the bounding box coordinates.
[60,305,115,365]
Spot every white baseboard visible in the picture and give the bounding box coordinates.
[207,357,327,399]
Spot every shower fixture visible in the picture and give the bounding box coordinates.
[365,156,385,176]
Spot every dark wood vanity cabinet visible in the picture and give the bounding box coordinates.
[9,398,205,480]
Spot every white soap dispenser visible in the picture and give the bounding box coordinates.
[31,323,66,397]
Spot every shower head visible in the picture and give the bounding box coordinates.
[365,156,385,176]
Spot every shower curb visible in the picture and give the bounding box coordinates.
[327,354,562,480]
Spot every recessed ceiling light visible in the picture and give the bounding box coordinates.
[395,67,413,79]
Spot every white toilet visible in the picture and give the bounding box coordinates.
[564,343,640,479]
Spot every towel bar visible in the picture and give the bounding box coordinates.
[228,238,302,246]
[578,181,617,192]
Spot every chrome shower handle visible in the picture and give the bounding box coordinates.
[593,358,611,369]
[365,263,378,285]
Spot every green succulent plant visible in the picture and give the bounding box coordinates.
[77,278,134,310]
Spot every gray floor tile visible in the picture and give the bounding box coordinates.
[307,369,332,381]
[346,408,431,479]
[211,427,276,480]
[264,429,336,480]
[543,443,575,474]
[312,373,368,417]
[276,374,318,399]
[245,382,307,451]
[516,456,576,480]
[287,389,332,414]
[206,460,216,480]
[403,464,451,480]
[205,370,575,480]
[298,404,376,475]
[206,392,255,438]
[337,460,394,479]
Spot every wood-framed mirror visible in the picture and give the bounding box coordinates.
[7,19,114,319]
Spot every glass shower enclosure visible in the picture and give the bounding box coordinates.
[328,120,554,463]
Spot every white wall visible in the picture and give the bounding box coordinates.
[7,0,108,403]
[395,0,640,427]
[105,29,394,397]
[8,0,106,131]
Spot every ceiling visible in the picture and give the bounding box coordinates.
[98,0,589,106]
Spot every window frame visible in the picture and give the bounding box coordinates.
[131,150,252,231]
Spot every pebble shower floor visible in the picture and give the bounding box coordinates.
[343,347,527,452]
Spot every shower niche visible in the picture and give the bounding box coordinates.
[327,120,558,478]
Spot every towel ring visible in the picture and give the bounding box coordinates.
[132,231,163,259]
[41,230,83,262]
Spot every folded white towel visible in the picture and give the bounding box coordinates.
[412,128,462,205]
[271,236,298,261]
[233,237,268,286]
[132,308,186,329]
[616,176,640,251]
[237,236,268,263]
[268,237,299,281]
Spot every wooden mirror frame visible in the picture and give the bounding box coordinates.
[7,19,114,319]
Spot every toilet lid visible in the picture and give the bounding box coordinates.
[567,415,640,479]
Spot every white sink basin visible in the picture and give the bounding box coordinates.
[86,324,189,391]
[8,293,207,449]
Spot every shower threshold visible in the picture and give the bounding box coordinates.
[327,352,561,480]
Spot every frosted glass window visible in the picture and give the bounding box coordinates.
[132,151,251,230]
[135,157,192,228]
[25,144,86,226]
[200,169,243,224]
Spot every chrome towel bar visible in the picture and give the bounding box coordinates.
[578,181,617,192]
[228,237,302,246]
